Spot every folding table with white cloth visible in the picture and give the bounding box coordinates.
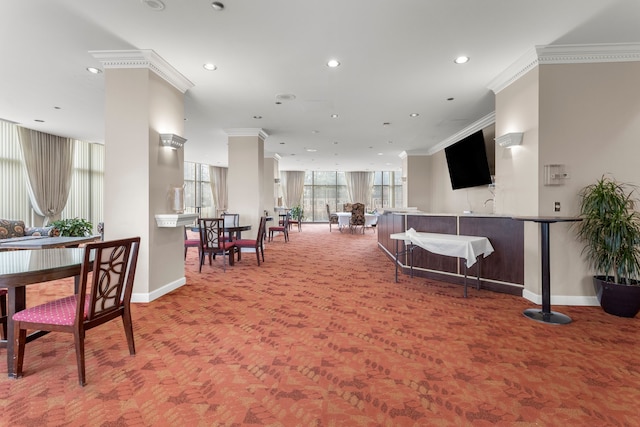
[391,228,494,297]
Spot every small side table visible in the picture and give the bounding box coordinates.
[512,216,582,325]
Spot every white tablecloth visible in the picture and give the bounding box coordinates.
[336,212,378,228]
[400,228,494,267]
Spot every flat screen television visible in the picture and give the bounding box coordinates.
[444,130,493,190]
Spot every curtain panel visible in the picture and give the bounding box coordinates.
[280,171,305,208]
[345,171,374,208]
[210,166,228,216]
[18,127,75,224]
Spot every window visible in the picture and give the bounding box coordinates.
[0,120,104,230]
[184,162,214,217]
[301,171,401,221]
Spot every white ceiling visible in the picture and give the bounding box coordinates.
[1,0,639,172]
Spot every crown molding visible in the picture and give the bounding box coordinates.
[224,128,269,141]
[89,49,194,94]
[488,43,640,94]
[427,111,496,155]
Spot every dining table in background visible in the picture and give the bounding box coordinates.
[0,235,101,250]
[335,212,378,232]
[0,248,90,377]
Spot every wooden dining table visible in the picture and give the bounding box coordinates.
[0,248,90,377]
[0,235,101,250]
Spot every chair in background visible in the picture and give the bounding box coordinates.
[184,226,200,260]
[326,204,339,232]
[268,214,289,242]
[222,213,240,241]
[234,216,267,265]
[288,207,303,232]
[349,202,366,234]
[12,237,141,386]
[199,218,236,272]
[0,288,7,340]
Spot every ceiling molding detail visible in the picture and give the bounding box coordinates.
[224,128,270,141]
[488,43,640,94]
[426,112,496,155]
[89,49,194,93]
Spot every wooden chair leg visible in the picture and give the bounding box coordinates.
[73,329,86,386]
[123,309,136,355]
[14,323,27,379]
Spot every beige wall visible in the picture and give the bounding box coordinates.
[105,68,186,303]
[402,155,432,211]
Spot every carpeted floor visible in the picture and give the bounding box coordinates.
[1,223,639,426]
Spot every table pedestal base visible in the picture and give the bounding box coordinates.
[523,308,572,325]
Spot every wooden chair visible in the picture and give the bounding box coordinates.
[199,218,236,272]
[0,288,7,340]
[222,213,240,241]
[289,208,302,232]
[326,204,339,232]
[234,216,267,265]
[349,202,366,234]
[12,237,141,386]
[268,214,289,242]
[184,226,200,259]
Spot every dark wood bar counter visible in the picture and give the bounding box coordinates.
[378,212,525,295]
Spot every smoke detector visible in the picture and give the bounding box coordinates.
[141,0,165,10]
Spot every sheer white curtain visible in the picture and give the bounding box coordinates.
[345,171,374,208]
[210,166,228,216]
[280,171,305,207]
[18,127,74,225]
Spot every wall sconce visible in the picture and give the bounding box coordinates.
[495,132,523,148]
[160,133,187,150]
[274,178,280,184]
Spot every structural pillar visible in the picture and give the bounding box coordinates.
[226,128,268,240]
[92,49,194,302]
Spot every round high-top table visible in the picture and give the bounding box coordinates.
[513,216,582,325]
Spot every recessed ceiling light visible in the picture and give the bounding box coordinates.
[333,141,339,145]
[140,0,165,11]
[383,122,391,127]
[454,56,470,64]
[253,115,262,119]
[203,63,217,71]
[279,142,285,145]
[34,119,45,123]
[306,148,317,152]
[86,67,102,74]
[331,114,339,118]
[377,153,383,156]
[447,97,454,101]
[327,59,340,68]
[387,140,393,144]
[211,1,224,10]
[409,113,419,117]
[54,106,61,110]
[311,130,320,134]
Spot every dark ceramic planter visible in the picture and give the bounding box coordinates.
[594,276,640,318]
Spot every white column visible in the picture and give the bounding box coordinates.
[93,49,194,302]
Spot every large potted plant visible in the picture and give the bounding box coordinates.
[576,175,640,317]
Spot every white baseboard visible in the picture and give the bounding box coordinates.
[522,289,600,306]
[131,276,186,303]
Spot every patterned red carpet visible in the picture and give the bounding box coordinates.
[1,223,639,426]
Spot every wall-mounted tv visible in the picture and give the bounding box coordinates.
[444,130,493,190]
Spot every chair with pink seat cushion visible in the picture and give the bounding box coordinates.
[198,218,236,272]
[184,226,200,259]
[234,216,267,266]
[12,236,141,386]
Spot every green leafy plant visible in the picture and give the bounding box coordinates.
[576,175,640,284]
[50,217,94,237]
[290,205,304,221]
